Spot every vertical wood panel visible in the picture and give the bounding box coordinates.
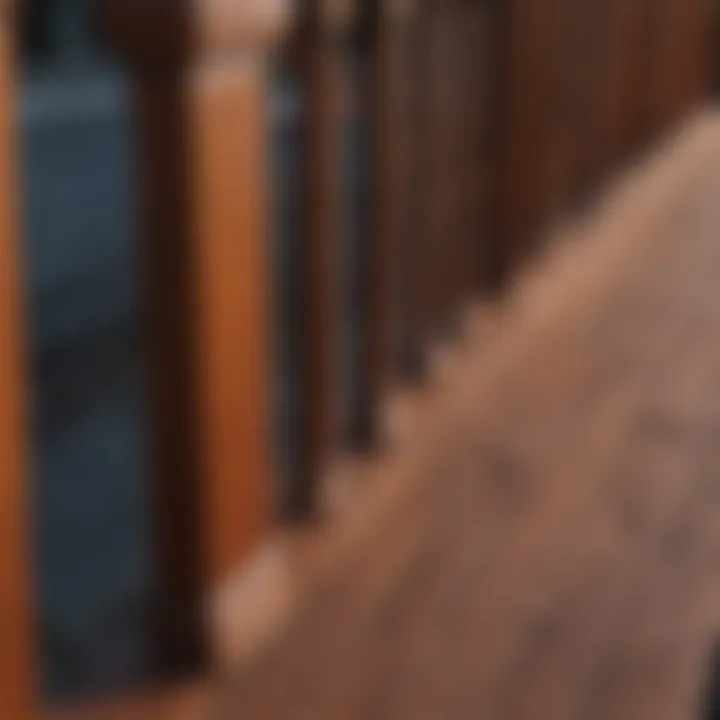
[589,0,629,178]
[133,73,205,671]
[105,1,283,663]
[439,0,473,326]
[286,3,346,515]
[350,0,397,446]
[542,0,578,219]
[431,1,458,330]
[495,0,557,274]
[413,0,441,356]
[464,0,496,296]
[485,0,514,287]
[380,0,416,375]
[647,0,680,136]
[191,62,270,586]
[574,0,609,197]
[413,0,460,345]
[386,0,421,380]
[400,0,430,376]
[672,0,713,118]
[0,12,33,718]
[132,60,272,671]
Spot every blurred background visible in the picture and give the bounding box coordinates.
[4,0,720,716]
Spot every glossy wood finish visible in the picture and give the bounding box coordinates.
[0,9,33,719]
[101,0,287,672]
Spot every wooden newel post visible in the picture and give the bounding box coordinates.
[100,0,290,672]
[0,4,33,717]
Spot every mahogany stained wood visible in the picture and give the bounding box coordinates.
[542,0,599,216]
[666,0,713,122]
[435,0,475,328]
[460,0,495,300]
[484,0,514,288]
[0,11,33,719]
[495,0,558,271]
[408,0,438,360]
[348,0,396,447]
[285,1,348,515]
[426,1,455,331]
[572,0,609,198]
[374,0,416,378]
[399,0,430,377]
[411,0,472,346]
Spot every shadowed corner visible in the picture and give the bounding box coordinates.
[701,642,720,719]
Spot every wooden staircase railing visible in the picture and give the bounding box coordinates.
[0,0,714,714]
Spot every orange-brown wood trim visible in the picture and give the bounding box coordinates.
[0,14,34,719]
[190,60,271,591]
